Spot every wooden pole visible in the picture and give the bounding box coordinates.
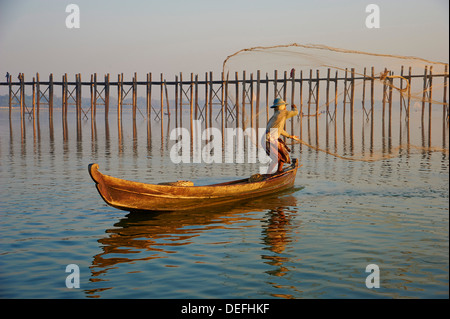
[444,65,448,150]
[20,73,24,131]
[265,73,269,121]
[343,68,348,119]
[388,71,393,140]
[350,68,356,151]
[117,74,121,121]
[75,73,81,142]
[224,73,228,125]
[422,66,428,123]
[342,69,347,155]
[65,73,69,118]
[105,73,110,120]
[36,72,40,117]
[407,67,411,121]
[370,67,374,120]
[147,73,152,121]
[299,70,303,141]
[33,76,38,140]
[221,72,225,133]
[316,69,320,116]
[350,68,355,137]
[334,70,338,120]
[8,74,12,119]
[160,73,164,140]
[94,73,98,119]
[326,68,330,119]
[62,74,67,120]
[362,67,366,117]
[370,67,374,153]
[74,73,78,121]
[61,74,65,129]
[33,75,38,138]
[209,71,213,128]
[20,73,26,120]
[242,71,246,129]
[90,74,94,120]
[204,72,208,128]
[120,73,123,118]
[49,73,54,122]
[428,66,433,146]
[274,70,278,98]
[195,74,199,120]
[290,68,295,137]
[299,70,303,143]
[382,68,387,128]
[308,69,312,116]
[224,72,229,128]
[79,73,82,120]
[250,72,254,130]
[133,72,137,121]
[32,76,36,120]
[75,74,79,121]
[400,66,404,118]
[316,69,320,147]
[175,75,178,125]
[190,73,194,142]
[444,64,448,131]
[180,72,183,127]
[283,71,287,101]
[165,80,171,118]
[235,72,239,129]
[407,95,410,154]
[257,70,261,132]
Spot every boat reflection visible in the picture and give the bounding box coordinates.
[85,187,302,298]
[261,205,301,299]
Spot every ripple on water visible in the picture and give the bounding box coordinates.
[0,110,448,298]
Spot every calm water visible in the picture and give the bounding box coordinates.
[0,106,448,299]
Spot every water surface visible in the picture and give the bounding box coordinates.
[0,107,448,299]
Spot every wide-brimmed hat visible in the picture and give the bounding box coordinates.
[270,98,287,108]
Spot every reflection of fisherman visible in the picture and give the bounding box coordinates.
[265,98,299,173]
[264,209,289,255]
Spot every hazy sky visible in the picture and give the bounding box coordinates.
[0,0,448,82]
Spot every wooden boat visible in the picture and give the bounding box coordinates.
[88,159,299,212]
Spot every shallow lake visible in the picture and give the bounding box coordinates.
[0,106,448,299]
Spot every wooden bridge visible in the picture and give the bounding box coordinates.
[2,65,448,144]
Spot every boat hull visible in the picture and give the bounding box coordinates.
[88,160,298,212]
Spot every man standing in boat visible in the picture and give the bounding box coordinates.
[265,98,299,173]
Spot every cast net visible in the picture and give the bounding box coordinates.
[222,43,449,162]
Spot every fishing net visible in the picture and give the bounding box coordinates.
[222,43,449,162]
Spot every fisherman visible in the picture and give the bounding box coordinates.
[265,98,299,173]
